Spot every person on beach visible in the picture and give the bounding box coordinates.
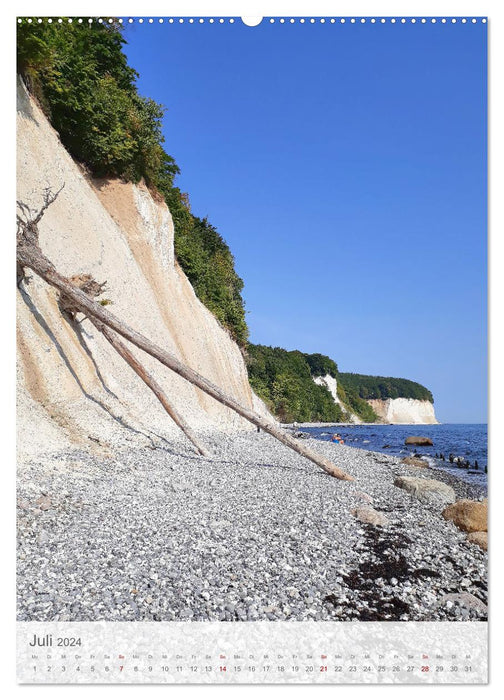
[331,433,344,445]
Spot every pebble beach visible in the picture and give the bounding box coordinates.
[17,431,487,623]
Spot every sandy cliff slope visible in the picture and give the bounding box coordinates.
[17,80,272,460]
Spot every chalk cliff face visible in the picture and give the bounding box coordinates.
[16,80,272,459]
[312,375,437,424]
[312,375,362,424]
[366,398,438,424]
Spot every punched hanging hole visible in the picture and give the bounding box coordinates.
[242,17,263,26]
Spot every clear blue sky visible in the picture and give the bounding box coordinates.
[123,19,487,423]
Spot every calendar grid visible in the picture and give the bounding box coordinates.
[17,621,488,684]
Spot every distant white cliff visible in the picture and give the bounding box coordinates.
[312,375,438,424]
[366,398,438,424]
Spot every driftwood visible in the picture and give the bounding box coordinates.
[91,318,211,458]
[16,190,354,481]
[60,274,108,318]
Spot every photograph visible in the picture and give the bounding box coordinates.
[16,13,488,683]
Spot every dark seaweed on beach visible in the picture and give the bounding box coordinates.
[334,524,442,621]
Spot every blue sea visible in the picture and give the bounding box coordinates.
[304,423,488,487]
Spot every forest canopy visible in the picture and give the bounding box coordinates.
[247,345,434,423]
[338,373,434,403]
[246,345,348,423]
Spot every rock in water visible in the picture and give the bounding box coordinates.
[405,436,433,446]
[401,456,429,468]
[351,506,390,527]
[393,476,455,506]
[442,499,487,533]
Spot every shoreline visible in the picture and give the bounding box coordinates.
[284,423,487,488]
[282,422,442,427]
[17,430,487,623]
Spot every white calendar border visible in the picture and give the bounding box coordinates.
[4,0,501,697]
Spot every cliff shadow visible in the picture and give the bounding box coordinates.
[17,78,41,125]
[63,309,194,453]
[69,319,119,400]
[18,284,170,449]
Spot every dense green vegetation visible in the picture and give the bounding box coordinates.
[303,353,338,378]
[335,382,378,423]
[17,19,248,344]
[246,345,348,423]
[248,345,434,423]
[338,373,434,403]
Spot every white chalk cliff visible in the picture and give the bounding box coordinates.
[312,375,437,424]
[366,398,438,424]
[312,375,362,423]
[16,80,273,460]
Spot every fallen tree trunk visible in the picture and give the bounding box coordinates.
[17,244,354,481]
[90,318,211,458]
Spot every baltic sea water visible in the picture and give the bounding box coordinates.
[305,423,488,487]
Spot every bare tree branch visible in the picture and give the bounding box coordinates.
[17,184,64,251]
[32,184,65,225]
[91,318,212,457]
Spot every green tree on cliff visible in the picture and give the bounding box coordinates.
[17,18,248,345]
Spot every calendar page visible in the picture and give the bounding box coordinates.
[16,12,488,685]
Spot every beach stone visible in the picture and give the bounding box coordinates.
[405,436,433,446]
[16,427,487,624]
[35,495,52,511]
[438,593,487,616]
[402,456,429,468]
[37,531,50,545]
[354,491,374,504]
[467,531,488,551]
[393,476,455,506]
[351,506,390,527]
[442,499,487,533]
